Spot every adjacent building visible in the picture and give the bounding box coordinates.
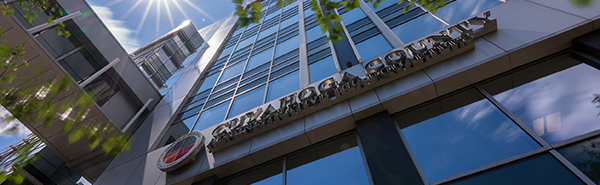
[131,22,204,91]
[0,0,161,184]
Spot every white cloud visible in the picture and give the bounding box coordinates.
[0,106,31,137]
[90,5,141,53]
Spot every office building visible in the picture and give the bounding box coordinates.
[6,0,600,184]
[131,22,204,91]
[0,0,161,184]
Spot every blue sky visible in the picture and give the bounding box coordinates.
[87,0,237,53]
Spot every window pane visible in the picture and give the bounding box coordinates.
[275,36,299,58]
[194,101,231,131]
[391,14,446,43]
[366,0,400,12]
[198,74,219,93]
[354,34,392,61]
[306,27,325,43]
[267,70,299,102]
[286,134,369,185]
[309,55,337,84]
[219,62,245,83]
[228,85,266,119]
[444,154,584,185]
[247,48,274,71]
[483,56,600,144]
[397,89,540,182]
[558,136,600,184]
[434,0,503,24]
[59,49,102,83]
[340,8,366,25]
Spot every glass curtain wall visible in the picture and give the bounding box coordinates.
[168,0,507,144]
[395,52,600,184]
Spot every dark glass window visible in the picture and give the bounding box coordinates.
[228,85,266,119]
[391,14,446,43]
[82,73,120,106]
[482,55,600,144]
[58,48,103,83]
[558,136,600,184]
[286,134,369,185]
[309,55,337,84]
[38,28,82,58]
[444,154,584,185]
[225,159,283,185]
[267,70,299,102]
[194,101,231,131]
[397,89,539,182]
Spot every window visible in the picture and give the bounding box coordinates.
[481,55,600,144]
[219,62,245,83]
[445,154,583,185]
[58,48,104,83]
[305,27,325,43]
[224,132,368,185]
[354,34,392,61]
[228,85,266,119]
[267,70,299,102]
[339,7,366,25]
[309,55,337,84]
[82,73,120,106]
[275,36,299,58]
[197,74,219,93]
[397,89,540,182]
[247,48,275,71]
[391,13,447,43]
[194,101,230,131]
[434,0,503,23]
[558,136,600,184]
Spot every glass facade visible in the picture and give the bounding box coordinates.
[167,0,510,148]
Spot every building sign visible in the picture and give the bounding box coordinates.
[207,12,497,152]
[157,132,205,172]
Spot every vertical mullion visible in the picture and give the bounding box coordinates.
[298,0,311,87]
[263,2,286,104]
[282,156,287,185]
[394,122,429,185]
[549,150,595,185]
[474,86,552,149]
[358,0,404,48]
[355,133,375,185]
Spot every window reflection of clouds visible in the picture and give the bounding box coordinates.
[391,14,447,43]
[400,90,539,182]
[434,0,503,23]
[492,64,600,144]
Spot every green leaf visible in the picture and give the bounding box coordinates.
[13,175,24,184]
[232,0,243,5]
[102,138,116,153]
[68,129,84,143]
[62,122,73,133]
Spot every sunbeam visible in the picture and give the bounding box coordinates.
[122,0,145,19]
[136,0,155,38]
[171,0,190,20]
[156,0,161,36]
[164,0,175,28]
[183,0,216,21]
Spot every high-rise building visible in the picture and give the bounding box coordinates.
[0,0,161,184]
[5,0,600,184]
[131,21,204,91]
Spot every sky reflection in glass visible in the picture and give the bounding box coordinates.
[400,90,539,182]
[252,174,282,185]
[219,62,245,83]
[309,56,337,84]
[228,85,266,119]
[194,101,230,131]
[247,48,274,71]
[286,147,369,185]
[391,14,446,43]
[491,64,600,144]
[267,70,299,102]
[354,34,392,61]
[434,0,503,24]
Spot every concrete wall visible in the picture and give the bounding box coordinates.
[94,0,600,184]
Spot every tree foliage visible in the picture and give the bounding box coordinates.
[233,0,445,42]
[0,0,130,183]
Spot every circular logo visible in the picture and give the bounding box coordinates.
[157,132,205,172]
